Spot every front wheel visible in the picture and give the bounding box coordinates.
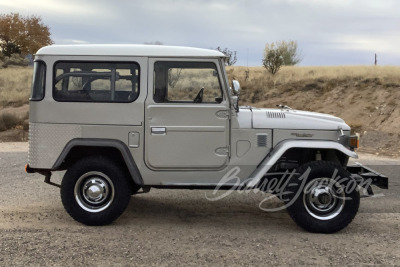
[285,161,360,233]
[61,156,131,225]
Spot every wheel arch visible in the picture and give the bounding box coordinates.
[53,138,143,186]
[246,140,357,188]
[269,139,357,165]
[272,147,350,170]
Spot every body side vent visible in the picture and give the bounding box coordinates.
[256,133,268,147]
[266,111,286,119]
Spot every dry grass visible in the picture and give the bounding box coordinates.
[0,65,399,156]
[227,65,400,156]
[226,65,400,110]
[0,111,29,132]
[165,68,222,102]
[227,65,400,86]
[3,65,398,108]
[0,66,33,108]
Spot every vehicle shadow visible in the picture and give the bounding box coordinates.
[119,189,298,232]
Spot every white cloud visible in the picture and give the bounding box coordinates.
[0,0,109,19]
[337,34,400,55]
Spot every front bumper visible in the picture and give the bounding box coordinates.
[347,163,389,196]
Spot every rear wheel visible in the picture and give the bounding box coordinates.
[285,161,360,233]
[61,156,131,225]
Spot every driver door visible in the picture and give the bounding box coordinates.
[145,58,230,170]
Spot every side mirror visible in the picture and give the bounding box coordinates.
[232,80,241,95]
[231,80,240,112]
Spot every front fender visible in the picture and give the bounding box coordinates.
[245,140,357,188]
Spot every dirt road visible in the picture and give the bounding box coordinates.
[1,143,399,266]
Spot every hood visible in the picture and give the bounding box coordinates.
[239,107,350,130]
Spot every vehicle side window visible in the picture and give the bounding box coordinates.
[30,61,46,101]
[53,62,140,102]
[154,61,223,103]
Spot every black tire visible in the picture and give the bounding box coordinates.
[61,156,131,226]
[131,185,141,195]
[285,161,360,233]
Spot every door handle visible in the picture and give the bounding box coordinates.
[151,127,166,135]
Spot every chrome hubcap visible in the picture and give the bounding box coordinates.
[74,172,114,213]
[83,179,109,203]
[303,178,345,220]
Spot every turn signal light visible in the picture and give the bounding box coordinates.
[25,164,34,173]
[349,134,360,149]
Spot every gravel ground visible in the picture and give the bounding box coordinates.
[0,142,399,266]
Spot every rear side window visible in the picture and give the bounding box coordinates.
[53,62,140,102]
[30,61,46,101]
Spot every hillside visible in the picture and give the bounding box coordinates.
[1,66,399,157]
[227,66,400,157]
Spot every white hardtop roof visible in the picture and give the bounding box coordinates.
[36,44,225,58]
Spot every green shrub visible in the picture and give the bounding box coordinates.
[0,112,20,131]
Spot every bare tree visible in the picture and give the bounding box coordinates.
[216,47,237,66]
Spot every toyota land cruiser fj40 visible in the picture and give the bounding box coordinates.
[25,44,388,233]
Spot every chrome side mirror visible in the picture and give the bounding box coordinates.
[232,80,241,95]
[231,80,240,112]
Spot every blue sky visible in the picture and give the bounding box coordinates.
[1,0,399,66]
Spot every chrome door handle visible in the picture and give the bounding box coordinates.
[151,127,166,135]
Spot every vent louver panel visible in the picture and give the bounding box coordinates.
[266,111,286,118]
[257,134,268,147]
